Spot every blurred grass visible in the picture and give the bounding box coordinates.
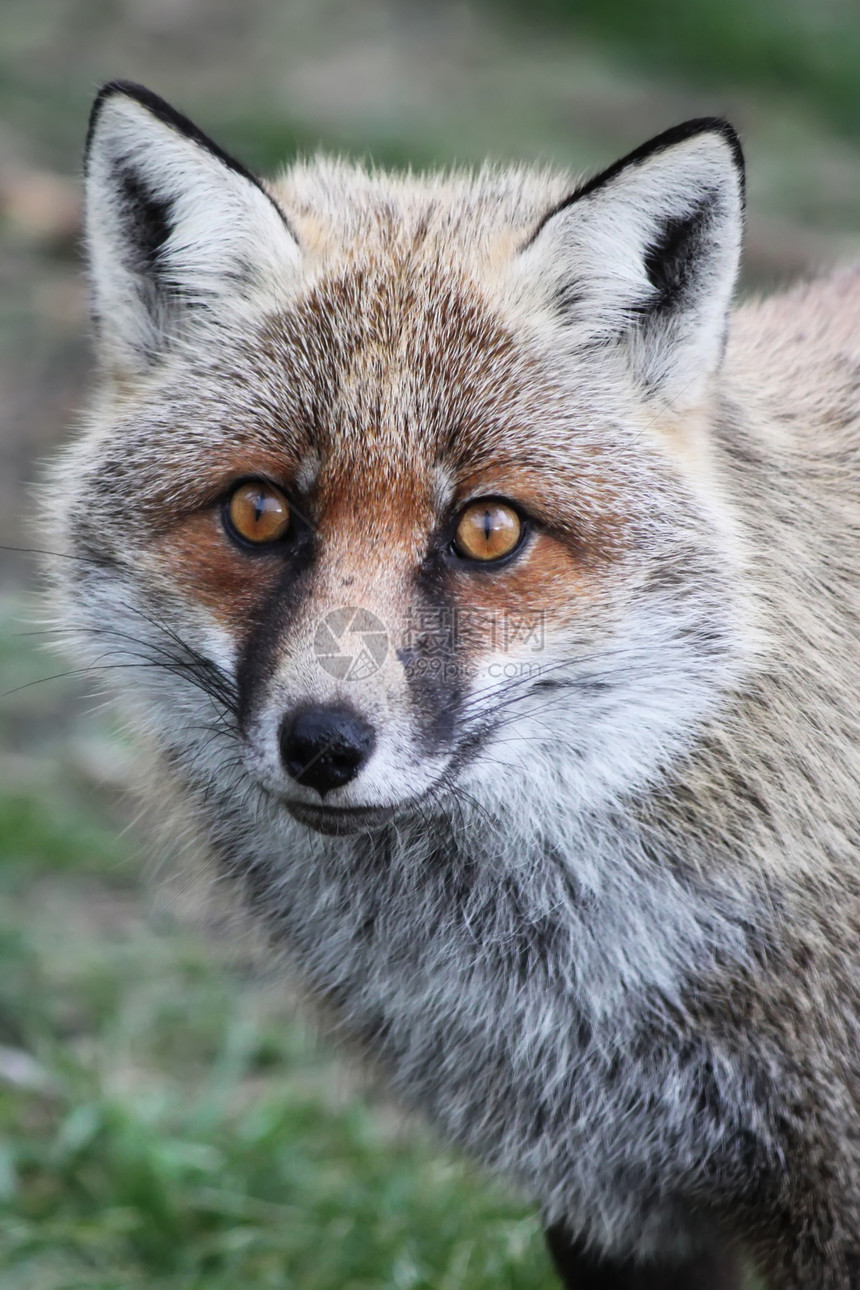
[0,922,554,1289]
[497,0,860,141]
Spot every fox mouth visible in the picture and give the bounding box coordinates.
[285,800,400,835]
[277,746,477,836]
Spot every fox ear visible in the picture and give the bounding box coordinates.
[84,81,300,376]
[520,119,744,408]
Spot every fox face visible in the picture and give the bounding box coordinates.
[55,82,746,843]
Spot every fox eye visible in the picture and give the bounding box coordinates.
[452,499,524,563]
[224,480,291,547]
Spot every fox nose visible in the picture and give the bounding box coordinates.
[279,706,376,798]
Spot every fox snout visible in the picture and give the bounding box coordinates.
[279,706,376,797]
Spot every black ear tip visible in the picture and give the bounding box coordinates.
[526,115,745,244]
[91,79,163,110]
[84,79,249,183]
[619,116,745,193]
[672,116,745,192]
[82,79,296,237]
[86,81,167,160]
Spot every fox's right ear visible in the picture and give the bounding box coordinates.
[84,81,300,377]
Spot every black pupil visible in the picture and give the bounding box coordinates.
[483,510,492,540]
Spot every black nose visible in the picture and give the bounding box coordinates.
[279,706,376,798]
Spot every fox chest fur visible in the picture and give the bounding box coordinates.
[50,81,860,1288]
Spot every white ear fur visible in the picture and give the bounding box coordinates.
[84,82,300,376]
[519,120,744,408]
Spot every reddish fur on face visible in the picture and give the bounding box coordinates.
[451,532,601,628]
[142,510,287,640]
[453,462,628,566]
[314,458,437,565]
[126,253,634,686]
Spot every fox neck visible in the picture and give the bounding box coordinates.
[204,758,754,1018]
[192,764,760,1255]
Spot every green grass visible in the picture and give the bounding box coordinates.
[0,608,558,1288]
[0,909,555,1289]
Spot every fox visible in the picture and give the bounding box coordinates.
[45,78,860,1287]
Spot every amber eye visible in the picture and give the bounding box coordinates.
[453,499,524,563]
[225,481,290,546]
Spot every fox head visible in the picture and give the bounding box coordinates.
[54,82,746,843]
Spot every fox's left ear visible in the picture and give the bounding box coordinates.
[519,119,744,408]
[84,81,300,377]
